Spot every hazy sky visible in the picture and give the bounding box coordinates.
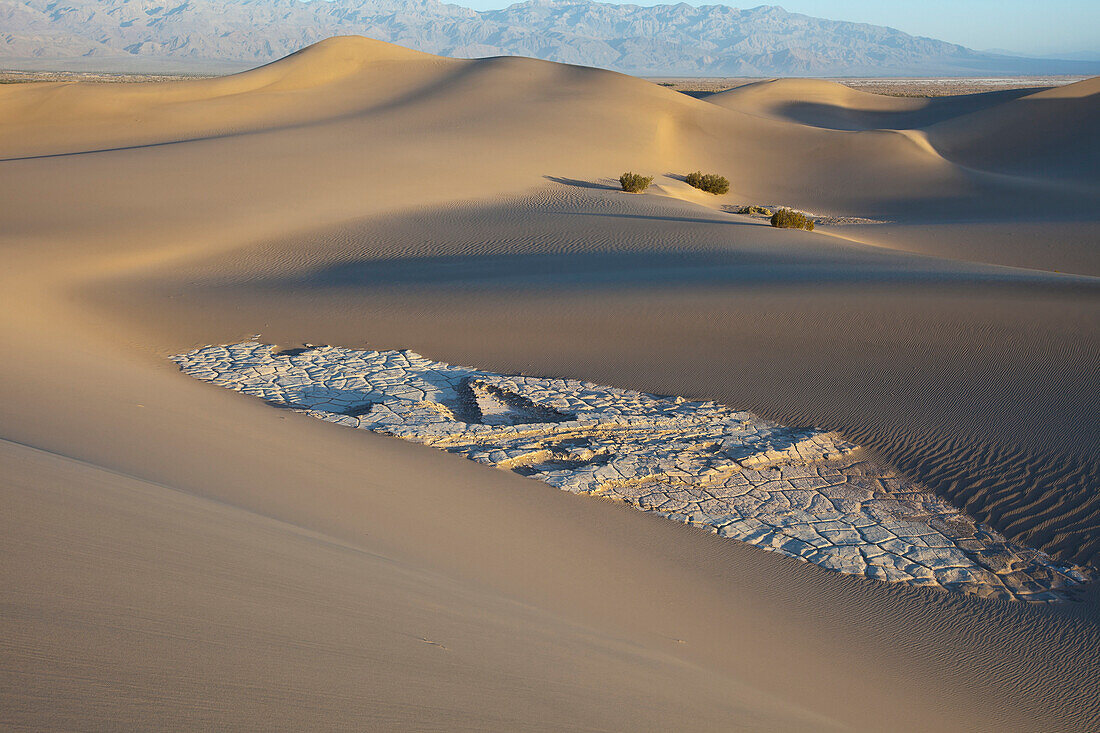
[447,0,1099,56]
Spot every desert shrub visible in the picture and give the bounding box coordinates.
[737,205,772,216]
[619,172,653,193]
[770,208,815,231]
[684,171,730,195]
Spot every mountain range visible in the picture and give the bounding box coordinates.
[3,0,1099,76]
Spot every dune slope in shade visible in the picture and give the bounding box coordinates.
[173,341,1091,602]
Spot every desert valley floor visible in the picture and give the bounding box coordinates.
[1,37,1099,731]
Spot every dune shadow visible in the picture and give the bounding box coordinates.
[544,175,618,191]
[676,90,717,100]
[248,247,1093,295]
[770,87,1043,132]
[556,210,755,227]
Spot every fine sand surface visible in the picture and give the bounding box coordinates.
[1,37,1099,731]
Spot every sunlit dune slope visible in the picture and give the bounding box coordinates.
[0,35,702,159]
[0,37,463,156]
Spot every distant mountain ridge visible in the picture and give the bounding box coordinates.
[3,0,1099,76]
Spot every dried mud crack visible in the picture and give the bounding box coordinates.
[173,342,1092,602]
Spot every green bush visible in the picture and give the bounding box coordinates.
[770,208,815,231]
[684,171,730,195]
[619,172,653,193]
[737,205,772,216]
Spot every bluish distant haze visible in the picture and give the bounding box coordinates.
[447,0,1099,57]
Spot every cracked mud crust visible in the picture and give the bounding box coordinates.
[173,341,1092,602]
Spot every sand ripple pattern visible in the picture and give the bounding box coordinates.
[173,342,1091,602]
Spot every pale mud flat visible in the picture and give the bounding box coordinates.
[2,37,1100,731]
[0,70,220,84]
[173,341,1089,601]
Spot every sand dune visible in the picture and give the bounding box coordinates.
[0,37,462,158]
[927,76,1100,180]
[704,77,1037,130]
[705,75,1100,185]
[1,37,1098,731]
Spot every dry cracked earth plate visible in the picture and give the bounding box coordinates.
[173,342,1092,602]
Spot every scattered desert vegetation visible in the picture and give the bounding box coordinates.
[619,172,653,193]
[685,171,730,195]
[738,205,772,216]
[770,208,815,231]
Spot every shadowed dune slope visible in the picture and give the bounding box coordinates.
[927,77,1100,181]
[704,77,1039,130]
[705,76,1100,184]
[95,186,1100,572]
[1,37,1099,731]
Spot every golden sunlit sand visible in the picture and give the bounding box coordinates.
[1,37,1098,731]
